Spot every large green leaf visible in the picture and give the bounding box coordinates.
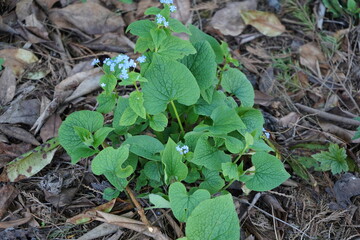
[237,107,264,136]
[113,97,129,135]
[189,25,224,64]
[144,161,163,182]
[199,168,225,194]
[149,113,168,132]
[91,145,132,191]
[0,138,59,182]
[195,90,237,116]
[123,135,164,161]
[157,35,196,60]
[222,68,254,107]
[59,110,103,163]
[209,106,245,134]
[185,194,240,240]
[180,41,217,91]
[192,135,231,171]
[126,20,157,38]
[169,182,210,222]
[142,54,200,114]
[96,92,117,114]
[161,138,188,184]
[243,152,290,191]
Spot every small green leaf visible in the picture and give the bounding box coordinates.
[199,168,225,194]
[0,58,4,71]
[222,162,239,180]
[180,41,217,91]
[224,136,244,154]
[244,152,290,191]
[189,25,224,64]
[150,28,168,50]
[129,91,146,119]
[123,135,164,161]
[119,72,148,86]
[91,145,131,191]
[143,54,200,114]
[149,194,170,208]
[96,92,117,114]
[237,107,265,136]
[209,106,245,134]
[93,127,114,148]
[192,135,231,171]
[113,97,130,134]
[184,166,200,183]
[352,117,360,140]
[149,113,168,132]
[312,143,348,174]
[119,107,138,126]
[168,18,191,35]
[144,161,163,182]
[103,188,120,201]
[185,194,240,240]
[195,90,237,116]
[99,74,117,93]
[59,110,103,163]
[222,68,254,107]
[161,138,188,184]
[169,182,210,222]
[157,35,196,60]
[73,126,93,146]
[126,20,157,38]
[144,7,161,15]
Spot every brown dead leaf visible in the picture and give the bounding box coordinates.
[49,2,125,35]
[0,212,33,228]
[258,67,275,94]
[299,43,327,74]
[24,14,50,41]
[254,90,274,107]
[136,0,157,17]
[36,0,59,10]
[240,10,285,37]
[246,45,271,59]
[0,99,40,125]
[77,223,121,240]
[0,124,40,146]
[279,112,300,128]
[319,122,360,144]
[0,48,39,77]
[44,187,77,207]
[0,185,19,218]
[16,0,34,21]
[0,68,16,106]
[211,1,257,36]
[40,114,62,142]
[173,0,192,25]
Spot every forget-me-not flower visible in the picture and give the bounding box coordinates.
[176,145,189,155]
[137,55,146,63]
[100,83,106,88]
[262,128,270,139]
[170,5,177,12]
[91,58,100,66]
[160,0,173,4]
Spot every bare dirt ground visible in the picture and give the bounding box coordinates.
[1,0,360,239]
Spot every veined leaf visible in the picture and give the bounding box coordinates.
[129,91,146,119]
[199,168,225,194]
[157,35,196,60]
[123,135,164,161]
[209,106,245,134]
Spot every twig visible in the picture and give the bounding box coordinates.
[125,186,151,227]
[238,199,316,239]
[295,103,360,126]
[161,209,183,238]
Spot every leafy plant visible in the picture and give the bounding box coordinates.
[311,143,349,174]
[322,0,360,19]
[352,117,360,140]
[0,58,4,71]
[58,0,290,238]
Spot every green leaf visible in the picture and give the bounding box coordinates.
[149,113,168,132]
[119,72,148,86]
[180,41,217,91]
[123,135,164,161]
[59,110,103,163]
[96,92,117,114]
[113,97,130,134]
[222,68,254,107]
[119,107,138,126]
[135,37,155,53]
[189,25,224,64]
[237,107,265,136]
[143,54,200,114]
[199,168,225,194]
[126,20,157,38]
[73,126,93,146]
[149,194,170,208]
[99,74,117,93]
[168,18,191,35]
[144,161,163,182]
[129,91,146,119]
[192,135,231,171]
[161,138,188,184]
[244,152,290,191]
[222,162,239,180]
[157,35,196,60]
[0,138,59,182]
[93,127,114,148]
[184,166,200,183]
[185,194,240,240]
[352,117,360,140]
[195,90,237,116]
[103,188,120,201]
[91,145,132,191]
[312,143,348,174]
[169,182,210,222]
[209,106,245,134]
[224,136,244,154]
[0,58,4,71]
[144,7,161,15]
[150,28,168,50]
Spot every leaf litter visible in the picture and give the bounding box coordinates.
[0,0,360,239]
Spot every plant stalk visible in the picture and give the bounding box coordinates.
[170,100,185,135]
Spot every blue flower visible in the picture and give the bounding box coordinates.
[163,20,169,27]
[136,55,146,63]
[176,145,189,155]
[100,83,106,88]
[160,0,173,4]
[262,128,270,139]
[110,63,116,72]
[170,5,177,12]
[91,58,100,66]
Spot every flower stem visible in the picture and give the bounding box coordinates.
[170,100,184,135]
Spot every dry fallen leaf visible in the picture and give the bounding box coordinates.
[0,48,39,77]
[173,0,192,25]
[40,114,62,142]
[36,0,59,10]
[0,212,33,228]
[0,124,40,146]
[0,68,16,106]
[211,1,257,36]
[0,185,19,218]
[299,42,326,74]
[49,2,125,35]
[0,99,40,125]
[278,112,300,128]
[240,10,285,37]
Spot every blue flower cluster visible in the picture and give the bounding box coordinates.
[156,14,169,27]
[160,0,173,4]
[176,145,189,155]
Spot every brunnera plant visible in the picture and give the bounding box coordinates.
[58,1,290,239]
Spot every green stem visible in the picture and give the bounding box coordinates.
[170,100,184,135]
